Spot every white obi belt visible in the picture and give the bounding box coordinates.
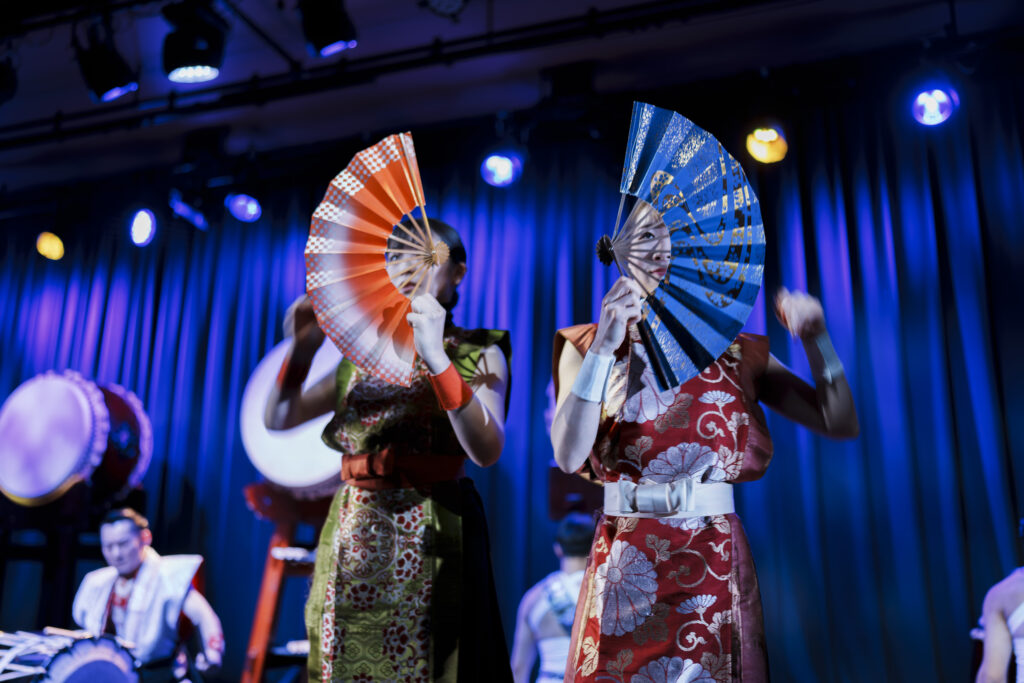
[603,478,734,519]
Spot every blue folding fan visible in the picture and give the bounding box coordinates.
[598,102,766,390]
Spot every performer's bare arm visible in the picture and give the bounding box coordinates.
[758,290,859,439]
[182,590,225,672]
[552,277,644,474]
[510,585,542,683]
[264,296,335,430]
[407,295,508,468]
[977,584,1012,683]
[552,284,858,474]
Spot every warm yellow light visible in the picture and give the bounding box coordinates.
[746,127,788,164]
[36,232,65,261]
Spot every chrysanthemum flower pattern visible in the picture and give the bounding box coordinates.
[630,656,685,683]
[679,658,718,683]
[616,343,684,424]
[629,656,717,683]
[596,540,659,636]
[566,332,769,682]
[677,594,717,615]
[698,390,735,406]
[641,443,716,483]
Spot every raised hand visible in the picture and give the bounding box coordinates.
[774,287,826,340]
[284,294,326,352]
[592,276,645,356]
[406,294,450,374]
[195,649,222,673]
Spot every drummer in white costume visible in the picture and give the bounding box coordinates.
[72,508,224,679]
[977,566,1024,683]
[511,513,595,683]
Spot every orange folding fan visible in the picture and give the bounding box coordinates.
[305,133,448,386]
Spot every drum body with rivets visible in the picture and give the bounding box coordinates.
[0,371,152,506]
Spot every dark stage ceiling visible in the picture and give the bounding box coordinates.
[0,0,1022,191]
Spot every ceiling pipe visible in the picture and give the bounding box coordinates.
[218,0,301,72]
[2,1,161,41]
[0,0,769,151]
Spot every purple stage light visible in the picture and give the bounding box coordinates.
[912,88,959,126]
[300,0,358,58]
[319,39,357,56]
[320,42,345,56]
[168,189,208,231]
[100,81,138,102]
[130,209,156,246]
[74,22,138,104]
[162,2,227,85]
[168,65,219,84]
[225,193,262,222]
[481,152,523,188]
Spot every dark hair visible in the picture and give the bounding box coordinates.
[555,512,596,557]
[101,507,150,532]
[392,217,467,312]
[425,218,467,267]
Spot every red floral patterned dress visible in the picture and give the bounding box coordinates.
[555,325,773,683]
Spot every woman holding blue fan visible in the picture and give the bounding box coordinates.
[551,105,859,682]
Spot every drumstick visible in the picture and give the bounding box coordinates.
[41,626,89,640]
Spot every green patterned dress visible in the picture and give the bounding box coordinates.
[306,327,513,683]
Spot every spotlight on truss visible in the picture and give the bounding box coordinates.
[74,21,138,102]
[162,1,228,84]
[299,0,358,57]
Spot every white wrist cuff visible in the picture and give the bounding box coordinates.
[571,351,615,403]
[813,332,844,384]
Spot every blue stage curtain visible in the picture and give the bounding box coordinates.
[1,79,1022,681]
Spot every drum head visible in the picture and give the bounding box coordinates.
[240,339,343,493]
[45,637,137,683]
[0,372,108,505]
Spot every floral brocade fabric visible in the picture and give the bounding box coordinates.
[311,485,437,682]
[306,327,512,683]
[556,326,773,683]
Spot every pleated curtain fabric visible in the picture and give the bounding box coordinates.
[0,76,1022,681]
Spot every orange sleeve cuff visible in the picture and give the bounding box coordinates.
[428,362,474,411]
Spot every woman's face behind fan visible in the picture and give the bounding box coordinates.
[386,225,467,307]
[621,200,671,295]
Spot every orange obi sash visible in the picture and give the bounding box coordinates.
[341,448,466,490]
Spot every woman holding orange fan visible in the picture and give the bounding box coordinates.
[265,133,513,682]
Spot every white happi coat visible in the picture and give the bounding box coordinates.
[72,548,202,664]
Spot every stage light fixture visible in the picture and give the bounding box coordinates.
[480,151,523,188]
[0,57,16,108]
[169,188,209,230]
[420,0,469,21]
[745,126,788,164]
[36,232,65,261]
[73,22,138,102]
[298,0,358,57]
[130,209,157,246]
[162,1,228,84]
[912,87,959,126]
[225,193,262,222]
